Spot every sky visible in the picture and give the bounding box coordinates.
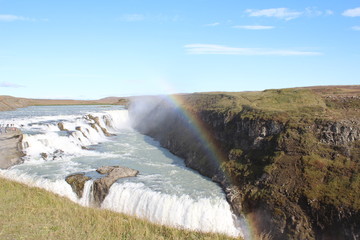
[0,0,359,99]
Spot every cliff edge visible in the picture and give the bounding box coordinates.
[129,86,360,240]
[0,128,24,169]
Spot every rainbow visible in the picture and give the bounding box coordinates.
[161,94,259,239]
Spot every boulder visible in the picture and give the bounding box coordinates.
[85,114,115,137]
[65,166,138,206]
[92,166,138,206]
[57,122,69,131]
[65,173,91,198]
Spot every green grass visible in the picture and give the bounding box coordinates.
[178,86,359,121]
[179,89,327,121]
[0,177,241,240]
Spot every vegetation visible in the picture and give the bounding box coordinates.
[170,85,360,238]
[0,177,241,240]
[179,86,360,121]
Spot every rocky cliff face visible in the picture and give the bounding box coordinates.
[128,90,360,240]
[0,129,25,169]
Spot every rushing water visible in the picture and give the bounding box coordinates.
[0,105,243,237]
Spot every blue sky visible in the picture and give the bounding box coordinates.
[0,0,359,99]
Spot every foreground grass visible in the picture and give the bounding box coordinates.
[0,178,241,240]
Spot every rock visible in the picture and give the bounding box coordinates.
[40,152,48,159]
[57,122,69,131]
[128,93,360,239]
[85,114,115,137]
[0,129,25,169]
[75,126,88,139]
[52,149,64,160]
[65,173,91,198]
[92,166,138,206]
[65,166,138,207]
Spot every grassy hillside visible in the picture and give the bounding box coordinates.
[0,177,240,240]
[180,85,360,121]
[0,95,128,111]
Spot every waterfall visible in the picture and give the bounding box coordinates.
[20,110,130,162]
[101,182,242,237]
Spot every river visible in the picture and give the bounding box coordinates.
[0,105,243,237]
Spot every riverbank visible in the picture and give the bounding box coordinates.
[0,127,24,169]
[0,177,240,240]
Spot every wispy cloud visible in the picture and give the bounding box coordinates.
[0,81,25,88]
[245,8,302,20]
[184,44,322,56]
[0,14,34,22]
[121,14,145,22]
[232,25,275,30]
[245,7,334,20]
[343,7,360,17]
[305,7,334,17]
[352,26,360,31]
[205,22,220,27]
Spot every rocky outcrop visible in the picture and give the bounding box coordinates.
[315,120,360,146]
[57,122,69,131]
[92,166,139,206]
[66,166,138,207]
[85,114,115,137]
[128,95,360,240]
[65,173,91,198]
[0,129,24,169]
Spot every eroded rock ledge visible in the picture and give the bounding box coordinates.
[0,128,25,169]
[66,166,138,207]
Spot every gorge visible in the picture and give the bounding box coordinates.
[1,85,359,240]
[128,86,360,239]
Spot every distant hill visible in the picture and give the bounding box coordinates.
[0,96,129,111]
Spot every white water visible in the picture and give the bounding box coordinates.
[0,105,243,237]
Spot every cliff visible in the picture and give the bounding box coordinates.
[129,86,360,240]
[0,128,24,169]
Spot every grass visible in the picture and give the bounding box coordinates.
[177,86,360,122]
[0,177,241,240]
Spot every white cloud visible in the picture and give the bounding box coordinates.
[343,7,360,17]
[245,8,302,20]
[0,81,24,88]
[184,44,322,56]
[305,7,334,17]
[121,14,145,22]
[205,22,220,27]
[352,26,360,31]
[0,14,33,22]
[232,25,275,30]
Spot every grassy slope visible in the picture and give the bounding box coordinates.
[0,95,128,111]
[0,177,240,240]
[180,85,360,121]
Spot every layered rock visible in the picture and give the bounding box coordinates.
[65,173,91,198]
[85,114,115,137]
[65,166,138,207]
[92,166,139,206]
[128,89,360,240]
[0,128,24,169]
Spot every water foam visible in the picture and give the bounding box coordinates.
[20,110,129,161]
[0,106,244,238]
[101,182,242,237]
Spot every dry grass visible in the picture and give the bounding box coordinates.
[0,177,241,240]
